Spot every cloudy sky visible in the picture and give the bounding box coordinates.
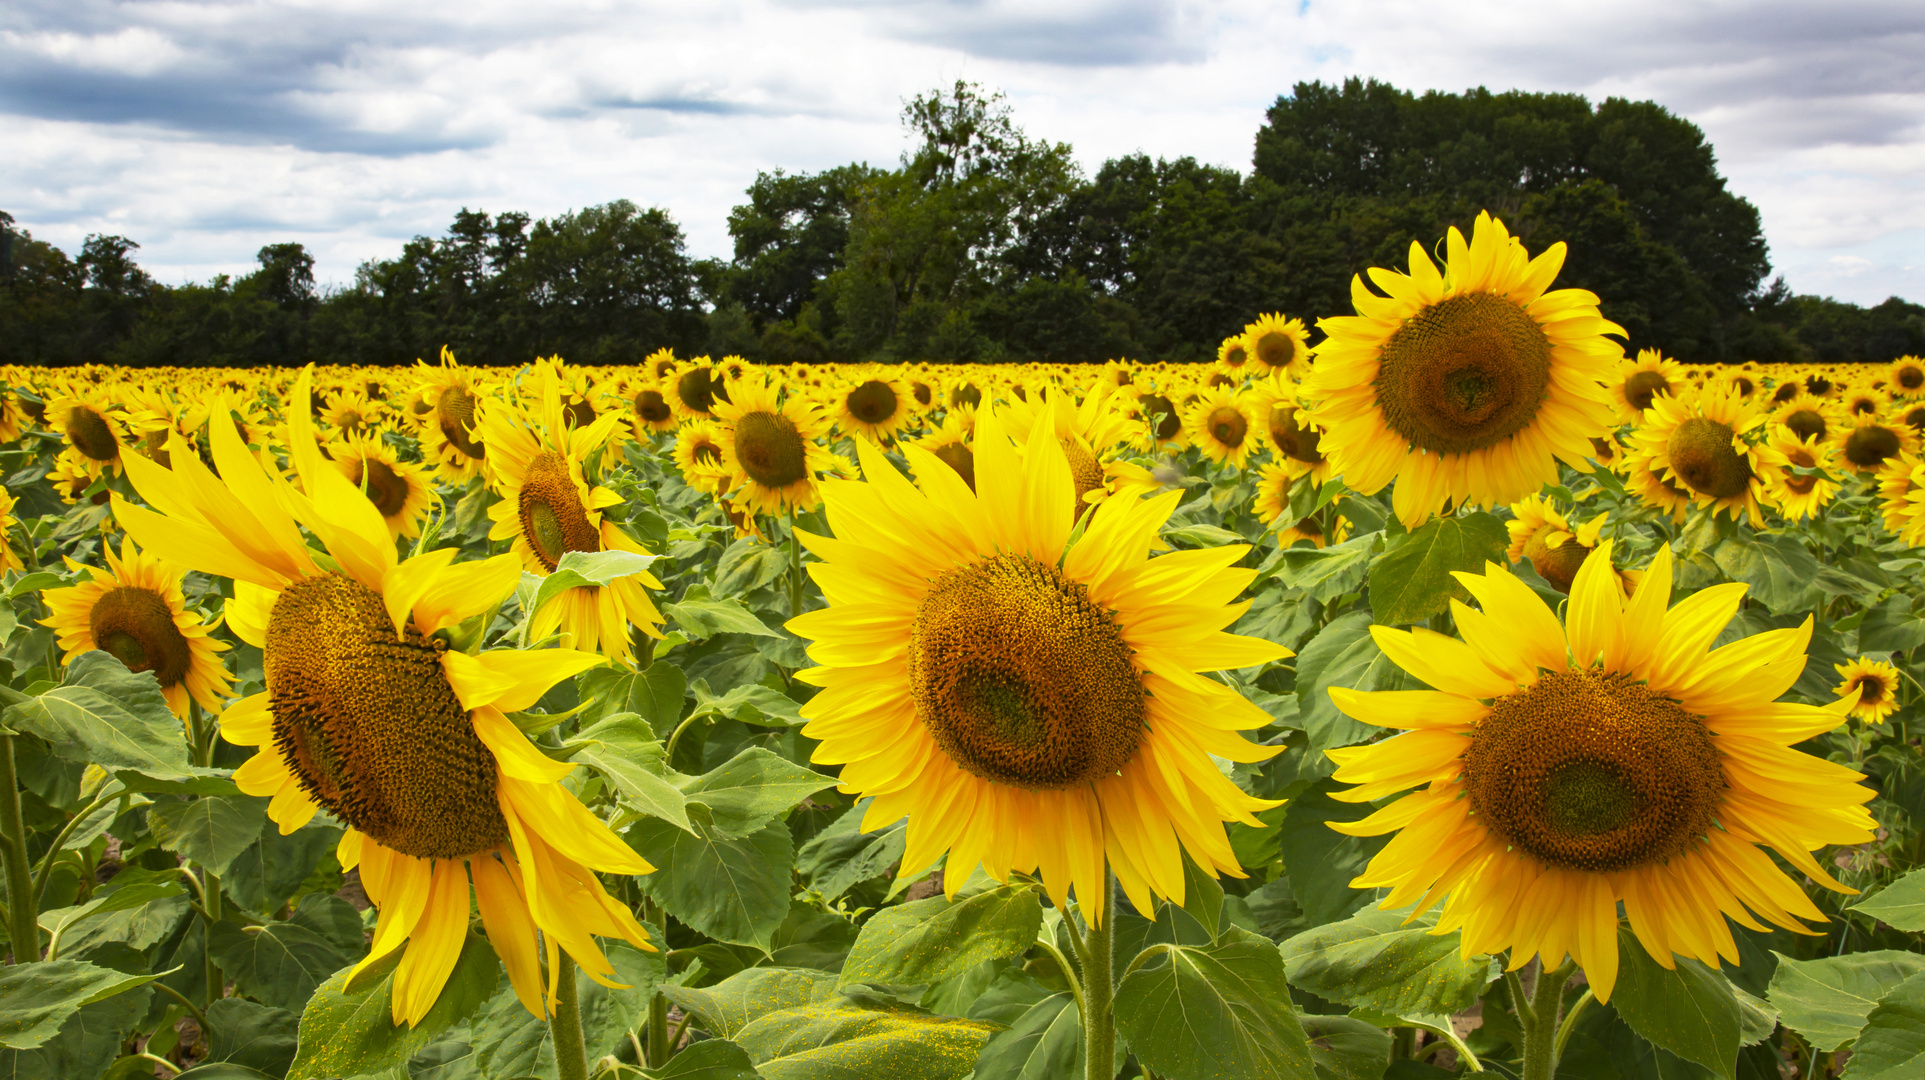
[4,0,1922,306]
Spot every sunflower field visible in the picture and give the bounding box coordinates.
[0,211,1921,1080]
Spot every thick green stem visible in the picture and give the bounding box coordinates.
[647,990,670,1067]
[0,736,41,962]
[1518,961,1576,1080]
[1083,873,1116,1080]
[787,511,804,619]
[553,951,589,1080]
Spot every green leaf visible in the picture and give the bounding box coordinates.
[1769,950,1925,1053]
[581,662,687,731]
[1844,971,1925,1079]
[797,802,908,902]
[1365,513,1508,626]
[1279,907,1489,1016]
[0,964,154,1080]
[677,747,835,838]
[38,869,189,958]
[567,713,692,831]
[664,586,781,640]
[1713,533,1821,615]
[660,967,840,1039]
[629,814,793,952]
[1280,782,1388,930]
[532,549,664,613]
[1298,1014,1393,1080]
[147,795,268,879]
[1851,868,1925,930]
[970,989,1083,1080]
[1179,851,1226,941]
[840,884,1044,989]
[0,960,165,1050]
[1275,534,1376,604]
[3,651,199,781]
[285,931,499,1080]
[222,824,342,917]
[467,942,663,1077]
[689,680,806,727]
[204,997,299,1078]
[1856,596,1925,653]
[1295,612,1414,761]
[713,537,791,596]
[208,920,356,1012]
[1611,925,1743,1079]
[1164,523,1246,548]
[1113,926,1317,1080]
[734,991,1002,1080]
[640,1038,762,1079]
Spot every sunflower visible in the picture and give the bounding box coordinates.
[1249,381,1333,485]
[1505,494,1609,594]
[1877,452,1925,544]
[43,391,128,477]
[915,405,978,492]
[40,537,234,719]
[45,449,105,505]
[713,374,846,518]
[787,409,1286,920]
[1244,314,1311,380]
[1003,383,1157,517]
[1757,425,1841,522]
[1769,392,1835,445]
[1833,657,1901,724]
[1302,212,1622,528]
[670,359,725,421]
[626,379,679,436]
[1254,464,1348,548]
[112,368,651,1026]
[1896,400,1925,434]
[412,349,490,486]
[672,421,734,493]
[332,433,438,540]
[1889,357,1925,399]
[1127,388,1187,451]
[1326,543,1875,1003]
[1720,370,1760,403]
[946,378,985,412]
[0,388,23,444]
[481,379,666,668]
[644,347,680,383]
[0,487,24,575]
[1608,349,1684,423]
[834,374,917,443]
[1831,412,1915,474]
[1841,386,1889,419]
[1214,333,1254,381]
[1183,387,1259,469]
[320,390,383,437]
[1631,388,1772,526]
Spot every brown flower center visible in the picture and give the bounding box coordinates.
[733,411,809,489]
[518,451,601,571]
[1666,417,1751,499]
[90,585,191,688]
[1373,292,1553,455]
[436,387,485,460]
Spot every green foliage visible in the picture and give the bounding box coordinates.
[1113,927,1317,1080]
[1611,926,1746,1078]
[1366,513,1509,625]
[1768,950,1925,1052]
[1279,907,1490,1017]
[285,932,499,1080]
[840,884,1044,989]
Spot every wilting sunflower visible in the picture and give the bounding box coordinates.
[1632,388,1772,526]
[331,433,437,540]
[43,391,128,477]
[714,374,845,518]
[412,349,490,485]
[834,374,917,443]
[1183,387,1259,469]
[41,537,234,719]
[1505,494,1611,594]
[788,410,1286,919]
[1833,657,1901,724]
[0,488,19,575]
[626,379,679,436]
[1244,313,1311,380]
[1326,543,1875,1002]
[1832,412,1915,474]
[1214,333,1254,381]
[1889,357,1925,399]
[112,369,651,1025]
[1303,212,1621,528]
[480,380,666,668]
[1757,425,1841,522]
[1608,349,1683,424]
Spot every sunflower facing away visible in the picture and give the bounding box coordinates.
[1834,656,1900,724]
[112,368,652,1025]
[1325,543,1875,1002]
[787,408,1287,920]
[481,377,666,668]
[1303,212,1622,528]
[41,537,235,719]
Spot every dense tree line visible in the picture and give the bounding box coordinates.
[3,79,1920,369]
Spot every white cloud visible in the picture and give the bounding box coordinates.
[0,0,1920,309]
